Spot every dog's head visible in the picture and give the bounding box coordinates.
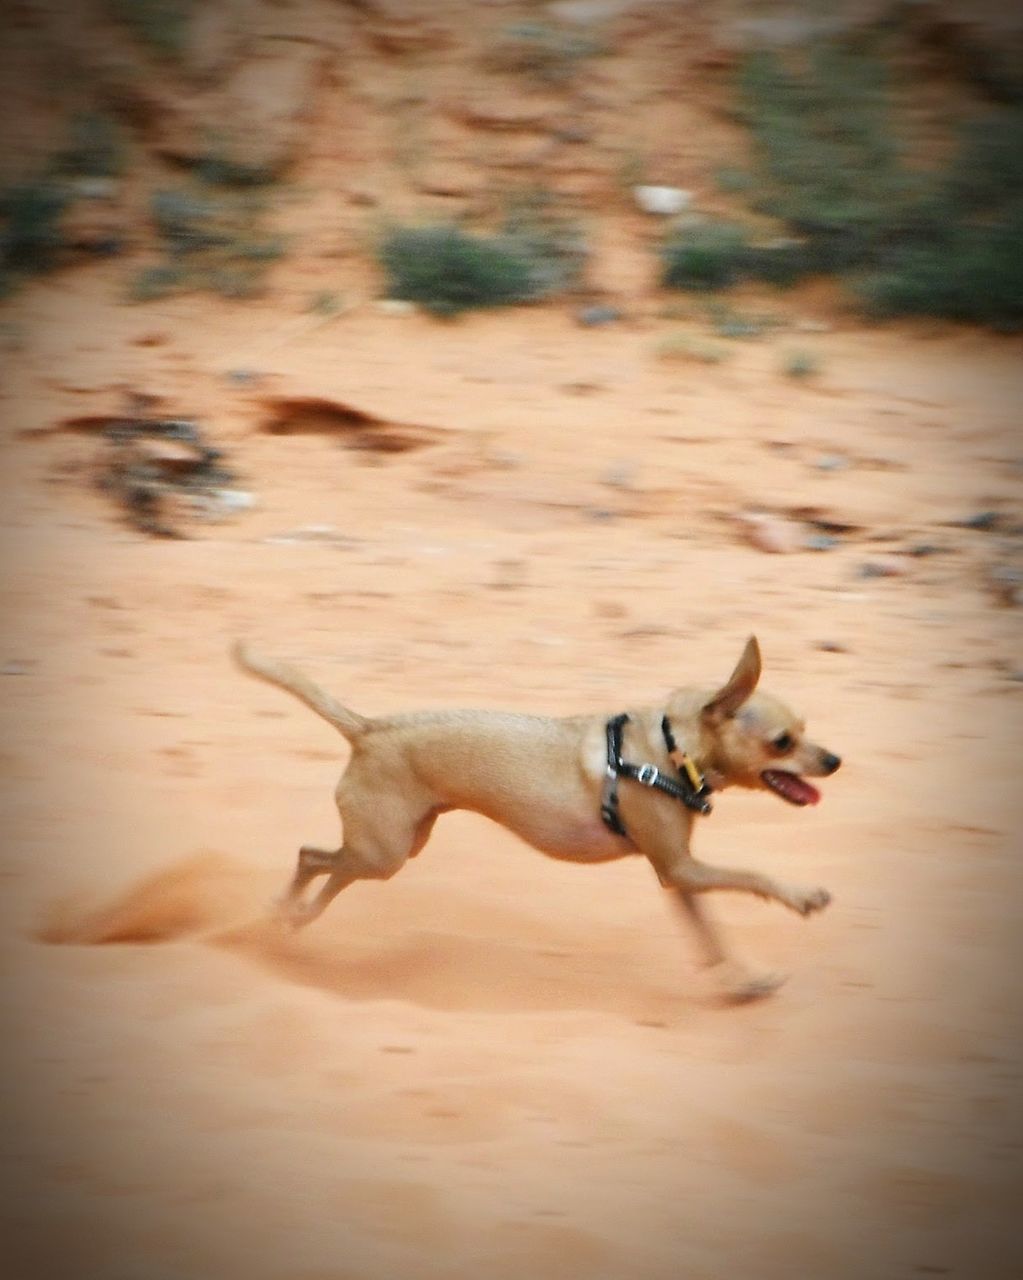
[689,637,841,806]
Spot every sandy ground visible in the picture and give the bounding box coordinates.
[2,265,1022,1280]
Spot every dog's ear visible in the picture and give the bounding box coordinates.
[702,636,762,723]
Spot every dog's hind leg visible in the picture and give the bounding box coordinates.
[281,846,376,927]
[282,845,339,905]
[278,804,440,929]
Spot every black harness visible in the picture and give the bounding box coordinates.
[601,713,713,837]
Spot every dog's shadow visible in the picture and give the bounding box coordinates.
[37,852,689,1022]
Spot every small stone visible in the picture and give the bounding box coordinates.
[554,123,592,144]
[550,0,629,21]
[61,201,126,253]
[814,640,847,653]
[489,450,523,470]
[954,510,1001,531]
[347,186,379,207]
[576,304,622,327]
[491,558,527,590]
[633,185,692,216]
[71,176,119,201]
[814,454,848,472]
[135,437,205,470]
[0,322,25,352]
[735,511,800,554]
[208,488,255,513]
[264,525,357,547]
[133,332,170,348]
[859,557,908,579]
[601,461,635,489]
[988,564,1023,607]
[415,163,480,198]
[226,368,263,386]
[376,299,419,316]
[805,532,840,551]
[1,660,30,675]
[455,97,558,131]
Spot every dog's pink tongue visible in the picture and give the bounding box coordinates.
[762,770,821,806]
[794,777,821,805]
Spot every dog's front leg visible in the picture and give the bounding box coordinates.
[664,884,784,1003]
[647,845,830,1002]
[670,890,727,966]
[668,856,831,917]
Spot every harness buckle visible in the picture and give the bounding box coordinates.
[636,763,660,787]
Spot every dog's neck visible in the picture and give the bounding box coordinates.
[662,689,733,794]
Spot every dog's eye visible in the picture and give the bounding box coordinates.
[772,732,794,754]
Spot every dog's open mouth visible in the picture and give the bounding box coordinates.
[760,769,821,806]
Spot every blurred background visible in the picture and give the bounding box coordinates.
[1,2,1021,1279]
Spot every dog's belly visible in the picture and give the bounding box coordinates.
[502,811,634,863]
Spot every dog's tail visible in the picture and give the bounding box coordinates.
[232,641,371,741]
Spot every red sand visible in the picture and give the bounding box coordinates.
[2,267,1022,1279]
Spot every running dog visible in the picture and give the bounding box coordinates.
[234,637,840,1000]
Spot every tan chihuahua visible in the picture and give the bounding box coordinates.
[234,636,840,1001]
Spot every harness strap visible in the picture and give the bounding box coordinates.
[601,713,713,838]
[661,715,712,802]
[601,713,631,836]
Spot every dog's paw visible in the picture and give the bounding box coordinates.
[717,964,787,1004]
[270,896,315,930]
[791,886,832,917]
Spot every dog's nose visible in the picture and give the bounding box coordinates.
[821,752,842,775]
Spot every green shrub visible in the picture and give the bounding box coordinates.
[108,0,193,59]
[150,189,225,251]
[485,22,604,84]
[0,182,68,275]
[661,221,849,292]
[379,217,584,315]
[737,43,915,252]
[308,290,343,316]
[661,223,750,290]
[129,184,284,302]
[654,332,730,364]
[380,225,533,314]
[707,302,781,339]
[501,192,587,294]
[56,112,126,178]
[715,167,753,194]
[858,212,1023,330]
[943,110,1023,214]
[195,146,276,189]
[853,106,1023,329]
[129,262,186,301]
[781,349,820,379]
[733,238,822,286]
[710,39,1023,326]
